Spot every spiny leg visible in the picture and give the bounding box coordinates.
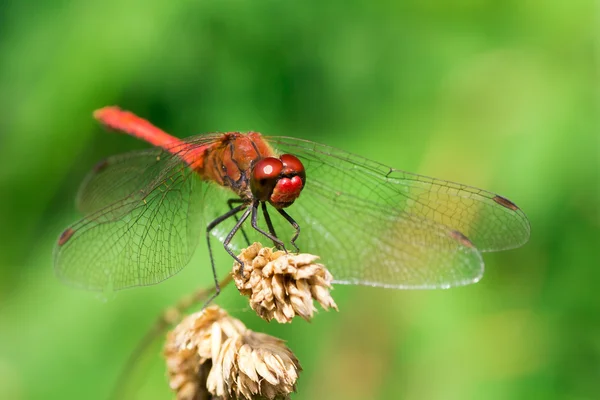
[222,207,252,260]
[250,200,286,250]
[222,207,253,278]
[277,208,301,252]
[261,202,284,250]
[227,198,251,246]
[205,203,248,305]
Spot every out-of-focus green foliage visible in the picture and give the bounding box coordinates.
[0,1,597,399]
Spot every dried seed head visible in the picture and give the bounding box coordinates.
[207,331,301,400]
[233,243,338,323]
[164,305,301,400]
[164,306,245,400]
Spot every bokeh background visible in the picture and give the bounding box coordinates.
[0,1,598,399]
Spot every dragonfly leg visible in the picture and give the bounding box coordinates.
[251,201,287,251]
[206,203,249,291]
[261,202,285,250]
[222,207,253,277]
[277,208,300,252]
[227,198,251,246]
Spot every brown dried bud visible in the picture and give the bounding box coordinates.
[164,306,244,399]
[207,331,301,400]
[233,243,338,323]
[164,305,301,400]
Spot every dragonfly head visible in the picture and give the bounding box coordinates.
[250,154,306,208]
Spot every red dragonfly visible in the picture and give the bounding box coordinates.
[54,107,530,294]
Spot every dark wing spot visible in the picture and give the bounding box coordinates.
[93,159,109,173]
[449,230,475,248]
[58,228,75,246]
[493,195,519,211]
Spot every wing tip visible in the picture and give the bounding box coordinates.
[57,227,75,247]
[492,195,519,211]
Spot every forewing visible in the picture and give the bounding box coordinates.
[76,148,164,215]
[263,136,530,289]
[54,149,206,291]
[76,133,222,214]
[269,137,530,251]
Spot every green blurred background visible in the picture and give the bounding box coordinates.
[0,1,598,399]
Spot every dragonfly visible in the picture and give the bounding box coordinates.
[54,106,530,296]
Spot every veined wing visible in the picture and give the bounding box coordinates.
[264,136,530,289]
[54,147,208,292]
[76,134,222,214]
[76,148,168,215]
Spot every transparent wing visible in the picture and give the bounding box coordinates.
[255,136,530,289]
[76,149,164,215]
[76,133,223,215]
[54,147,208,292]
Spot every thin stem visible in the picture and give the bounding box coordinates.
[110,274,234,400]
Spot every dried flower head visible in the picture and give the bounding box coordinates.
[207,331,301,400]
[233,242,338,323]
[164,305,301,400]
[164,306,244,400]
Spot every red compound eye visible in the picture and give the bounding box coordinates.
[280,154,305,176]
[251,157,283,201]
[269,154,306,208]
